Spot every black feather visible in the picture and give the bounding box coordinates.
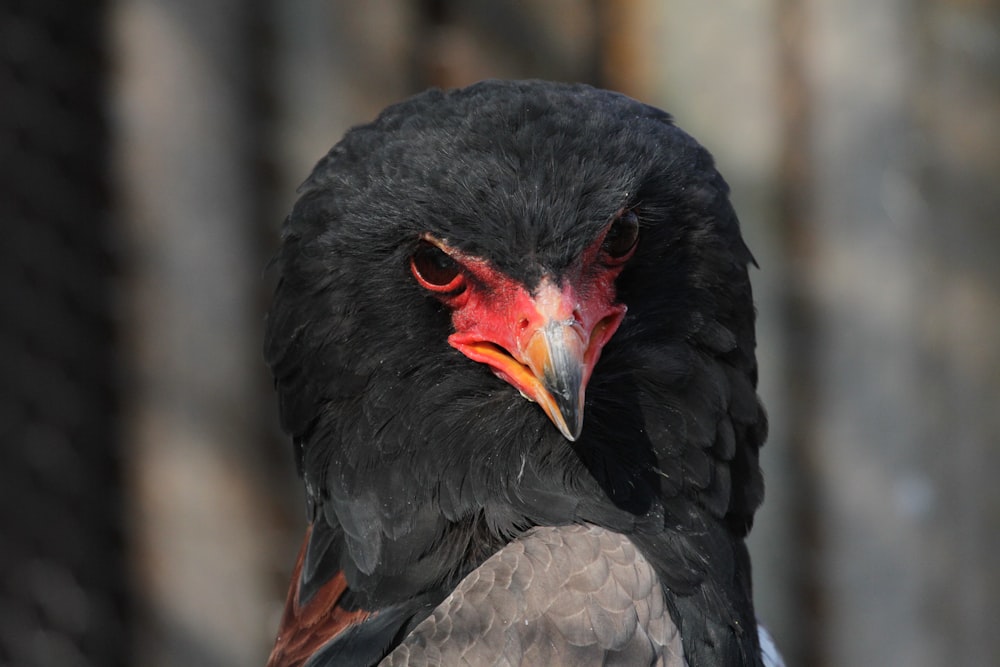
[265,80,768,666]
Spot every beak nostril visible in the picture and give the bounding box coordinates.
[572,307,583,324]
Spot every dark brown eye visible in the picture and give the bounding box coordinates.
[410,240,465,292]
[602,210,639,260]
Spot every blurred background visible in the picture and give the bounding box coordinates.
[2,1,999,665]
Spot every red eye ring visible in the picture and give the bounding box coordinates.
[410,240,465,293]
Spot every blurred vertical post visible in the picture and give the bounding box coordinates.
[771,0,823,663]
[805,3,929,664]
[916,1,1000,664]
[112,1,275,664]
[799,0,1000,665]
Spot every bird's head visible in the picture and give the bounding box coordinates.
[266,81,763,535]
[408,208,634,441]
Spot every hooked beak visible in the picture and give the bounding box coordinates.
[449,279,625,441]
[520,317,588,440]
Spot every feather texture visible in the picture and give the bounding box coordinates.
[265,80,771,666]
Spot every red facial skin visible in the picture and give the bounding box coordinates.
[411,222,634,441]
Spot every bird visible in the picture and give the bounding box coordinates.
[264,80,776,666]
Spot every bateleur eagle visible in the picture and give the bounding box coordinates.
[264,80,777,666]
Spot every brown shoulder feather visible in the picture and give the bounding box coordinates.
[267,525,370,667]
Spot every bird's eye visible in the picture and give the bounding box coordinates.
[411,241,465,292]
[602,210,639,261]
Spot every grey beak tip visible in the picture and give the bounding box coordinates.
[559,409,584,442]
